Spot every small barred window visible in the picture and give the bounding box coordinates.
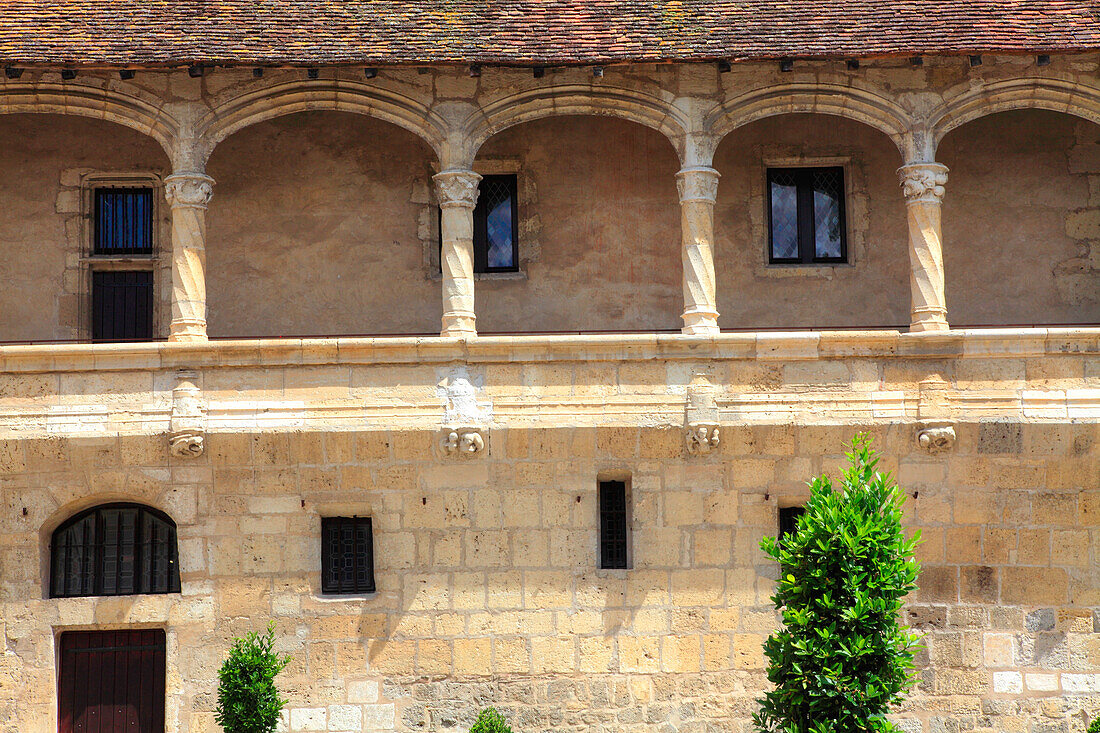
[321,516,376,594]
[599,480,630,569]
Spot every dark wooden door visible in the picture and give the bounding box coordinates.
[58,629,165,733]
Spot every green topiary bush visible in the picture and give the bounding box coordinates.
[470,707,513,733]
[1088,717,1100,733]
[215,623,291,733]
[754,434,922,733]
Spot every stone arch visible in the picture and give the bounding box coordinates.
[199,79,448,161]
[465,84,690,163]
[930,77,1100,149]
[707,82,916,162]
[0,81,178,161]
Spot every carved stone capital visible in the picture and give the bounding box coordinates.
[164,173,215,209]
[675,166,720,204]
[917,424,956,454]
[685,423,720,455]
[439,426,487,457]
[898,163,948,204]
[169,370,206,458]
[433,169,482,209]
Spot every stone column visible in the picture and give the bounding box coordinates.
[898,163,950,332]
[164,172,215,342]
[675,166,721,335]
[433,169,481,338]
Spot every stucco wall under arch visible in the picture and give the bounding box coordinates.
[474,115,682,333]
[205,111,442,337]
[939,109,1100,326]
[0,114,171,342]
[712,114,910,330]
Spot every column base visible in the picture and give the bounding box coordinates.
[441,314,477,338]
[169,320,209,342]
[680,309,720,336]
[909,308,950,333]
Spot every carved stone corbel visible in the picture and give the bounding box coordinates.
[438,427,486,457]
[684,371,721,456]
[685,423,721,455]
[169,370,206,458]
[917,424,956,454]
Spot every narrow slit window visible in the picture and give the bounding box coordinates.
[439,174,519,274]
[778,506,806,545]
[599,480,630,569]
[767,167,846,264]
[321,516,376,594]
[91,270,154,341]
[94,188,154,255]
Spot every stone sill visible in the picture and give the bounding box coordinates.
[0,327,1096,373]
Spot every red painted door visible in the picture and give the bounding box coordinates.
[58,630,165,733]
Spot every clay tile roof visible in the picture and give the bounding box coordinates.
[1,0,1098,67]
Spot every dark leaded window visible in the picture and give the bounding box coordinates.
[768,167,846,264]
[94,188,154,255]
[779,506,806,544]
[474,174,518,272]
[92,270,154,341]
[321,517,375,594]
[50,503,180,598]
[599,480,630,569]
[439,174,519,274]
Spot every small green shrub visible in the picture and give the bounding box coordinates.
[215,623,291,733]
[1087,717,1100,733]
[470,707,513,733]
[754,434,922,733]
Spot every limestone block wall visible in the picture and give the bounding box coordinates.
[0,422,1097,733]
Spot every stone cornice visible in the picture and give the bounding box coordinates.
[0,328,1095,373]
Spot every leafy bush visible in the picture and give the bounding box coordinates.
[754,434,922,733]
[470,707,513,733]
[1088,717,1100,733]
[215,623,291,733]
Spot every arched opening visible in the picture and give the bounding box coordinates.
[938,109,1100,326]
[712,114,909,330]
[472,115,682,333]
[0,114,171,343]
[205,111,441,337]
[50,502,180,598]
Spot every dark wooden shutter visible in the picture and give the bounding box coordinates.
[599,480,629,569]
[91,271,154,341]
[58,629,166,733]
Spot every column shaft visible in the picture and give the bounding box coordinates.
[676,166,721,335]
[165,173,214,342]
[898,163,950,332]
[434,169,481,337]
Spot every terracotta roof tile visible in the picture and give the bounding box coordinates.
[1,1,1098,67]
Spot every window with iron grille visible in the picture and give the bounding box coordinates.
[767,167,847,264]
[321,517,376,594]
[94,188,154,255]
[599,480,630,569]
[91,270,154,341]
[50,503,181,598]
[438,174,519,273]
[779,506,806,545]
